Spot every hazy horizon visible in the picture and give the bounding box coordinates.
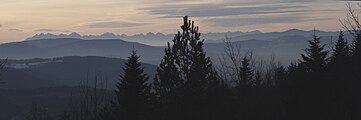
[0,0,357,42]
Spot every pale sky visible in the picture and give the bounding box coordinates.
[0,0,358,42]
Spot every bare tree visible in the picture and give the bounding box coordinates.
[250,54,283,87]
[263,54,283,87]
[217,36,241,85]
[341,3,361,37]
[65,71,111,120]
[217,36,254,86]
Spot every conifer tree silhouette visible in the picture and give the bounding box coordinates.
[153,16,223,120]
[153,42,183,120]
[350,34,361,120]
[329,31,350,81]
[331,31,350,64]
[238,55,253,86]
[301,31,329,73]
[108,50,153,120]
[341,4,361,118]
[291,30,329,120]
[326,31,351,120]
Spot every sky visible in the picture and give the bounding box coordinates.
[0,0,358,42]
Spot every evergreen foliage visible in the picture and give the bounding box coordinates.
[301,31,329,73]
[238,55,253,86]
[331,31,350,65]
[153,16,224,120]
[102,50,153,120]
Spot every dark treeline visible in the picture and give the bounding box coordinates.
[25,5,361,120]
[97,16,360,120]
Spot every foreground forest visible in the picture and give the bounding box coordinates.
[3,4,361,120]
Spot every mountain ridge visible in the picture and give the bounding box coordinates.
[25,30,264,46]
[1,28,352,65]
[0,38,164,64]
[24,29,342,46]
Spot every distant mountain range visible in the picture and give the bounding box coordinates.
[0,28,351,90]
[24,28,351,46]
[0,38,164,64]
[8,29,352,65]
[25,30,263,46]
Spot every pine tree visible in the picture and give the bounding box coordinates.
[341,5,361,118]
[295,30,329,120]
[185,18,218,97]
[184,23,220,119]
[330,31,350,66]
[110,50,152,120]
[351,33,361,61]
[301,31,329,73]
[153,43,183,120]
[349,30,361,120]
[326,31,351,120]
[329,31,350,84]
[153,16,223,120]
[238,55,253,86]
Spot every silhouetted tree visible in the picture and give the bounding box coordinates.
[324,30,352,120]
[184,24,220,119]
[106,50,153,120]
[340,4,361,119]
[288,31,329,120]
[238,55,253,86]
[328,31,350,82]
[153,16,226,120]
[153,43,183,120]
[301,31,329,73]
[217,36,243,84]
[66,72,110,120]
[342,3,361,64]
[330,31,350,64]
